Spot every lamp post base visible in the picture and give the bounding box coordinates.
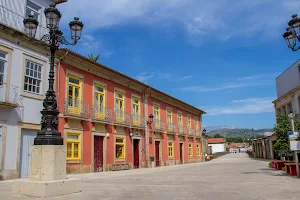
[34,130,64,145]
[12,145,82,197]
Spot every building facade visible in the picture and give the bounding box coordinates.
[273,60,300,116]
[0,0,53,179]
[207,138,226,154]
[252,134,277,160]
[55,49,205,173]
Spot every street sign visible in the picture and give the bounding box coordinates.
[288,131,300,151]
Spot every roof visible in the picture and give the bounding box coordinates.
[208,138,225,144]
[229,143,248,148]
[59,48,205,115]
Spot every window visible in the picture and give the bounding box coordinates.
[189,144,193,157]
[115,91,124,122]
[168,142,174,157]
[24,60,42,94]
[0,51,7,85]
[276,108,281,115]
[282,106,287,115]
[188,116,191,129]
[195,119,199,131]
[167,109,172,130]
[132,97,140,125]
[197,144,201,156]
[66,133,81,160]
[115,137,125,159]
[68,75,82,114]
[154,104,160,128]
[94,84,105,118]
[178,112,183,132]
[26,1,41,21]
[287,102,293,114]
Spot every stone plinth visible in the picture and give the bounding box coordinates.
[12,145,82,197]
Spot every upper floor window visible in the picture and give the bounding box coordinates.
[188,116,191,129]
[0,51,7,85]
[287,102,293,114]
[115,91,124,112]
[276,108,281,115]
[195,119,199,131]
[67,75,82,115]
[167,109,172,125]
[94,84,105,108]
[154,104,160,120]
[178,112,183,126]
[132,97,140,125]
[26,1,41,21]
[282,106,287,115]
[24,60,42,94]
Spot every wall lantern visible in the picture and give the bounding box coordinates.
[202,129,206,136]
[147,114,154,125]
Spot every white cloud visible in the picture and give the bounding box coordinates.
[179,76,193,81]
[237,73,279,81]
[203,97,275,115]
[134,72,155,83]
[58,0,300,42]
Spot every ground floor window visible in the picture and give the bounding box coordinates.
[197,144,200,156]
[67,133,81,160]
[116,137,125,159]
[168,142,174,157]
[189,144,193,157]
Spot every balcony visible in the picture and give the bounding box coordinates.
[0,5,48,39]
[183,127,188,136]
[167,123,177,134]
[113,110,131,126]
[91,105,113,123]
[64,98,89,119]
[0,84,20,108]
[188,128,195,137]
[178,125,184,135]
[195,130,201,137]
[131,114,145,128]
[153,119,165,132]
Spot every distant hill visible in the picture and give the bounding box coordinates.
[207,128,274,138]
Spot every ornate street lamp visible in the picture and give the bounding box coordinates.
[202,129,206,136]
[283,14,300,51]
[23,4,83,145]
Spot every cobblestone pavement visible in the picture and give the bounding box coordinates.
[1,153,300,200]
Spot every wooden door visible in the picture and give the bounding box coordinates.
[155,141,160,167]
[94,136,103,172]
[180,143,183,164]
[133,140,139,168]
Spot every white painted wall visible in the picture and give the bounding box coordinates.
[0,0,52,39]
[208,143,225,153]
[0,38,49,171]
[276,60,300,98]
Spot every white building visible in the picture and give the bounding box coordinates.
[273,59,300,116]
[0,0,55,179]
[207,138,226,154]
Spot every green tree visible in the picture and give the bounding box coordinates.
[88,53,100,62]
[214,133,223,138]
[273,115,291,155]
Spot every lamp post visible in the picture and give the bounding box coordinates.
[283,14,300,51]
[23,4,83,145]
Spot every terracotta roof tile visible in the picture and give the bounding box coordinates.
[208,138,225,144]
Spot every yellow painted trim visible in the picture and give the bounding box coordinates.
[66,133,81,161]
[115,136,126,159]
[168,141,174,158]
[188,143,193,157]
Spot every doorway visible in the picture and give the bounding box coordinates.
[94,136,104,172]
[133,139,139,168]
[155,141,160,167]
[180,143,183,164]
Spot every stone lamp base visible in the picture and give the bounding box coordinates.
[12,145,82,197]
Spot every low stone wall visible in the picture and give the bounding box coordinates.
[212,151,230,159]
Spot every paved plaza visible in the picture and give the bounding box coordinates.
[1,153,300,200]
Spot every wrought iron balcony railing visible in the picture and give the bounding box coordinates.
[0,83,20,107]
[0,5,48,39]
[195,130,201,137]
[178,125,184,135]
[153,119,165,131]
[92,105,113,123]
[167,123,177,133]
[183,127,188,136]
[113,110,131,125]
[188,128,195,136]
[131,114,145,127]
[64,98,89,118]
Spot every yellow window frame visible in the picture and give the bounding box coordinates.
[195,119,199,131]
[189,144,193,157]
[178,112,183,132]
[67,75,82,115]
[154,104,160,129]
[168,142,174,158]
[188,116,191,129]
[132,97,140,125]
[167,109,172,131]
[196,144,200,156]
[115,91,125,122]
[94,84,105,119]
[66,133,81,160]
[115,137,125,159]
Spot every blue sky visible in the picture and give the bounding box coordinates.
[57,0,300,130]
